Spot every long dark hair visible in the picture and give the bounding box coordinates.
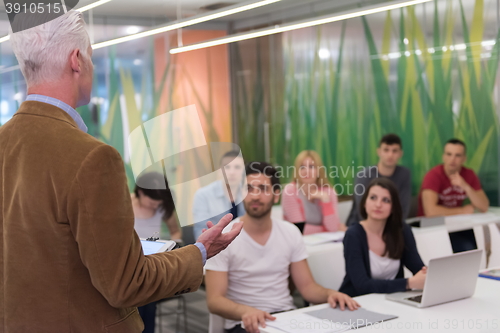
[359,178,404,259]
[134,172,175,220]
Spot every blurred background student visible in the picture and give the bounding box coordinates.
[131,171,181,333]
[340,178,426,297]
[347,134,411,226]
[132,172,181,241]
[192,151,246,240]
[282,150,346,234]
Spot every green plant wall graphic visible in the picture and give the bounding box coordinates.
[233,0,500,204]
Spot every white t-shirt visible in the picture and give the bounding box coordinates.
[369,250,400,280]
[205,218,308,329]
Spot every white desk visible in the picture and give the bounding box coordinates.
[411,210,500,269]
[445,212,500,233]
[305,211,500,283]
[260,278,500,333]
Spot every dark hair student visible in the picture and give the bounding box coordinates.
[358,178,404,260]
[246,161,281,191]
[134,172,175,220]
[339,178,426,297]
[379,133,402,149]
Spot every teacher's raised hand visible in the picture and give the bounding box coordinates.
[197,213,243,259]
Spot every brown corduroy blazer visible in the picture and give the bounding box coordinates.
[0,101,203,332]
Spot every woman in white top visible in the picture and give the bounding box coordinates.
[131,172,181,333]
[340,178,426,297]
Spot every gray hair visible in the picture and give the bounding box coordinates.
[10,11,90,87]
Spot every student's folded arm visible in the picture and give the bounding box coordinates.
[205,270,255,321]
[421,189,468,216]
[321,190,343,232]
[281,184,304,223]
[67,145,203,308]
[344,232,407,295]
[468,189,489,213]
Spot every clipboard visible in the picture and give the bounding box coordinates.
[140,238,177,255]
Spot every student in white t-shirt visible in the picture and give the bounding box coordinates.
[205,162,360,333]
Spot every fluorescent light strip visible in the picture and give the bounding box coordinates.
[0,0,113,44]
[78,0,113,12]
[170,0,432,54]
[91,0,281,50]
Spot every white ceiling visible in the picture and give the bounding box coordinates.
[79,0,249,19]
[0,0,392,44]
[80,0,391,22]
[0,0,488,25]
[0,0,492,48]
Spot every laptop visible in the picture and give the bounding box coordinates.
[386,249,482,308]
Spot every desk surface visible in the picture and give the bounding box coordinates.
[305,241,343,254]
[260,278,500,333]
[445,211,500,232]
[407,210,500,233]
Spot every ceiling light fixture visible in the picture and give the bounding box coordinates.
[170,0,432,54]
[78,0,113,12]
[91,0,281,50]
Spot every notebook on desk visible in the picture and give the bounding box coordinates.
[479,267,500,281]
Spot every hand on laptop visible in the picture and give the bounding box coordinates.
[408,267,427,290]
[241,307,276,333]
[197,213,243,259]
[327,290,361,311]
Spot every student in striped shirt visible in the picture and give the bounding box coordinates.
[282,150,346,234]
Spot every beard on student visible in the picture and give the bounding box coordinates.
[244,199,274,219]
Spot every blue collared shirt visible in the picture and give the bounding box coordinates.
[192,180,245,240]
[26,94,88,133]
[25,94,208,264]
[194,243,207,265]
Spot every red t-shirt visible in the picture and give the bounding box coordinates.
[417,164,482,216]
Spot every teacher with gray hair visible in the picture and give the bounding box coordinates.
[0,10,242,332]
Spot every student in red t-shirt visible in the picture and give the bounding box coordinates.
[418,139,489,217]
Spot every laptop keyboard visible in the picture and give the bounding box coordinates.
[406,295,423,303]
